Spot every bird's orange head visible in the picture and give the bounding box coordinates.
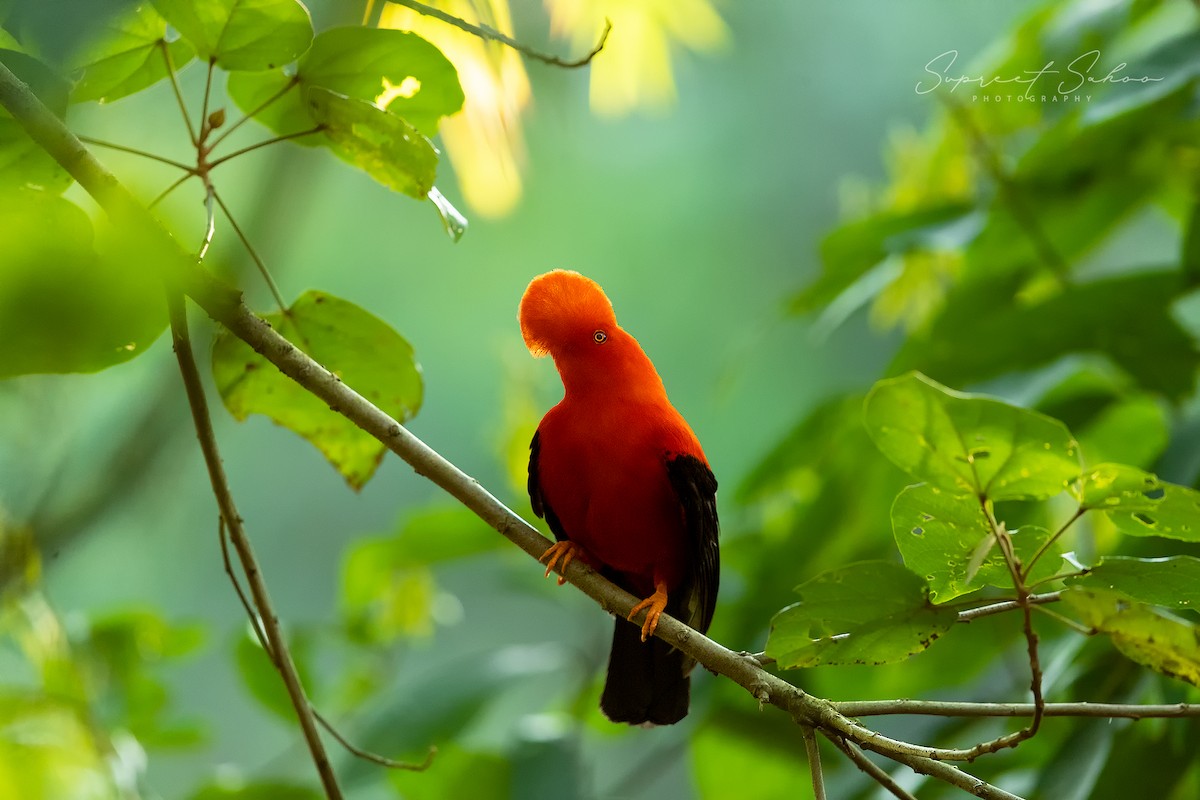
[519,270,618,359]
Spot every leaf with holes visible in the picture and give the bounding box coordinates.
[1073,556,1200,611]
[67,4,195,103]
[211,291,422,490]
[226,26,462,140]
[765,561,956,668]
[890,483,1060,602]
[864,372,1081,500]
[305,87,437,199]
[1063,588,1200,688]
[150,0,312,71]
[1072,463,1163,511]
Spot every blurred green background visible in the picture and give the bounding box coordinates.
[21,0,1196,797]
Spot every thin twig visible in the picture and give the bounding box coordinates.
[212,189,288,313]
[199,185,216,261]
[208,76,301,151]
[200,59,215,140]
[76,136,194,171]
[221,519,432,771]
[1032,603,1094,636]
[208,127,325,170]
[312,708,436,772]
[835,700,1200,719]
[957,592,1062,622]
[149,173,197,209]
[1023,507,1085,581]
[801,725,826,800]
[160,40,197,147]
[829,735,917,800]
[390,0,611,68]
[164,291,343,800]
[219,517,272,652]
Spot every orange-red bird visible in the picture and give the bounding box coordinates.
[519,270,719,725]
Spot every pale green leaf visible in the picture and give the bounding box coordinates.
[211,290,423,490]
[305,87,437,199]
[1064,588,1200,687]
[0,50,71,192]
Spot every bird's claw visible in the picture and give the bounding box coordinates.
[539,541,580,586]
[628,584,669,642]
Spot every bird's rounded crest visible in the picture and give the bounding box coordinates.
[519,270,618,357]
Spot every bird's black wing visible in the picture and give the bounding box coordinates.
[666,454,720,637]
[528,430,569,542]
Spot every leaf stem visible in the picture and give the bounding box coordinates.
[1023,507,1085,581]
[149,173,197,209]
[212,188,288,313]
[76,136,194,172]
[159,40,198,147]
[208,126,325,170]
[389,0,611,69]
[208,76,301,152]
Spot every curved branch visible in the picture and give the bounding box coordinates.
[388,0,611,69]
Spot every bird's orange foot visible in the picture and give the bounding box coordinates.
[628,583,669,642]
[539,541,584,586]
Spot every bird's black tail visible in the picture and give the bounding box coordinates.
[600,616,690,725]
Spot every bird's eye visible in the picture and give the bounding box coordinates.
[593,330,608,344]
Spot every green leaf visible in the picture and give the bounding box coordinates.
[891,272,1200,401]
[234,627,314,723]
[0,190,167,376]
[211,290,422,490]
[1074,556,1200,611]
[0,49,71,192]
[227,26,463,139]
[864,372,1081,500]
[189,782,323,800]
[1072,463,1162,511]
[304,87,438,199]
[150,0,312,71]
[67,4,194,103]
[1073,465,1200,541]
[1063,588,1200,687]
[891,484,1059,602]
[765,561,957,668]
